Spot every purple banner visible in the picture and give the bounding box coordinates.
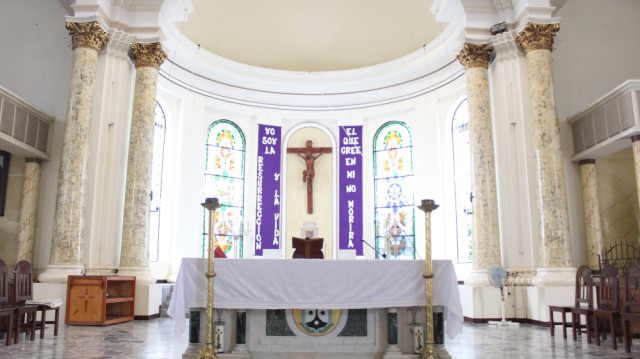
[339,126,363,255]
[255,124,282,256]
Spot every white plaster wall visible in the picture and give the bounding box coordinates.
[156,75,467,279]
[84,38,136,274]
[553,0,640,267]
[0,0,72,274]
[554,0,640,121]
[595,148,638,248]
[0,157,25,270]
[283,125,334,259]
[489,33,538,274]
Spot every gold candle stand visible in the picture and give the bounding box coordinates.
[199,197,222,359]
[417,199,440,359]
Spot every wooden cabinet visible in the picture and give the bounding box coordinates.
[66,275,136,325]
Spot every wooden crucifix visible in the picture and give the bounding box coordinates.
[287,140,332,214]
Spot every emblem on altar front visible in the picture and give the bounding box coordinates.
[292,309,341,336]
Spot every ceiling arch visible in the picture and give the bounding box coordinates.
[176,0,445,72]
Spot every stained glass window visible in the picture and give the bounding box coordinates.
[203,120,245,258]
[373,121,415,259]
[451,98,473,264]
[148,101,166,262]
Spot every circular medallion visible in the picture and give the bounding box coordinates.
[292,309,341,336]
[387,182,402,200]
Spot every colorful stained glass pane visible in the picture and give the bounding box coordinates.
[375,207,415,259]
[373,147,412,178]
[203,120,246,258]
[374,176,414,209]
[207,123,244,150]
[204,174,244,207]
[205,146,244,178]
[203,206,245,258]
[373,121,415,260]
[375,207,415,236]
[373,122,412,151]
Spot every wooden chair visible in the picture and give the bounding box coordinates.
[570,265,595,343]
[14,260,59,340]
[621,262,640,353]
[0,259,15,346]
[35,302,60,339]
[549,304,572,338]
[593,263,623,349]
[13,261,37,344]
[549,265,592,339]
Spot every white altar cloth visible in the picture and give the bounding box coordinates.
[168,258,463,339]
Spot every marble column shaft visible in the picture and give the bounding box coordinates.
[119,43,167,269]
[49,22,110,267]
[456,43,501,270]
[515,23,573,268]
[578,159,603,269]
[16,159,41,263]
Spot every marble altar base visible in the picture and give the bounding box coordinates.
[183,307,446,359]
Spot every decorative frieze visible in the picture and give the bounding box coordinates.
[66,21,110,52]
[514,22,559,53]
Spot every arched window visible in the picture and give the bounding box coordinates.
[203,120,246,258]
[451,98,473,264]
[373,121,415,259]
[148,100,166,262]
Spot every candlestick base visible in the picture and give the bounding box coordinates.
[197,344,218,359]
[419,343,440,359]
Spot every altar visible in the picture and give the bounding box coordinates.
[168,258,462,358]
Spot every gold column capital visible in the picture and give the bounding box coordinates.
[515,22,559,53]
[456,43,494,70]
[65,21,110,51]
[131,42,168,69]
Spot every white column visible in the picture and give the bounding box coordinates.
[83,32,136,276]
[631,136,640,215]
[40,21,110,283]
[488,31,538,283]
[515,23,574,286]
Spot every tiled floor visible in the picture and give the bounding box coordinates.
[1,318,639,358]
[446,322,640,359]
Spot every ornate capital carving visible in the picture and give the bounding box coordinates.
[65,21,110,52]
[131,43,168,69]
[515,22,560,53]
[456,43,494,70]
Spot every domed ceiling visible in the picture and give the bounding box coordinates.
[176,0,446,72]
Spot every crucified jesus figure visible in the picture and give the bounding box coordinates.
[287,140,332,214]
